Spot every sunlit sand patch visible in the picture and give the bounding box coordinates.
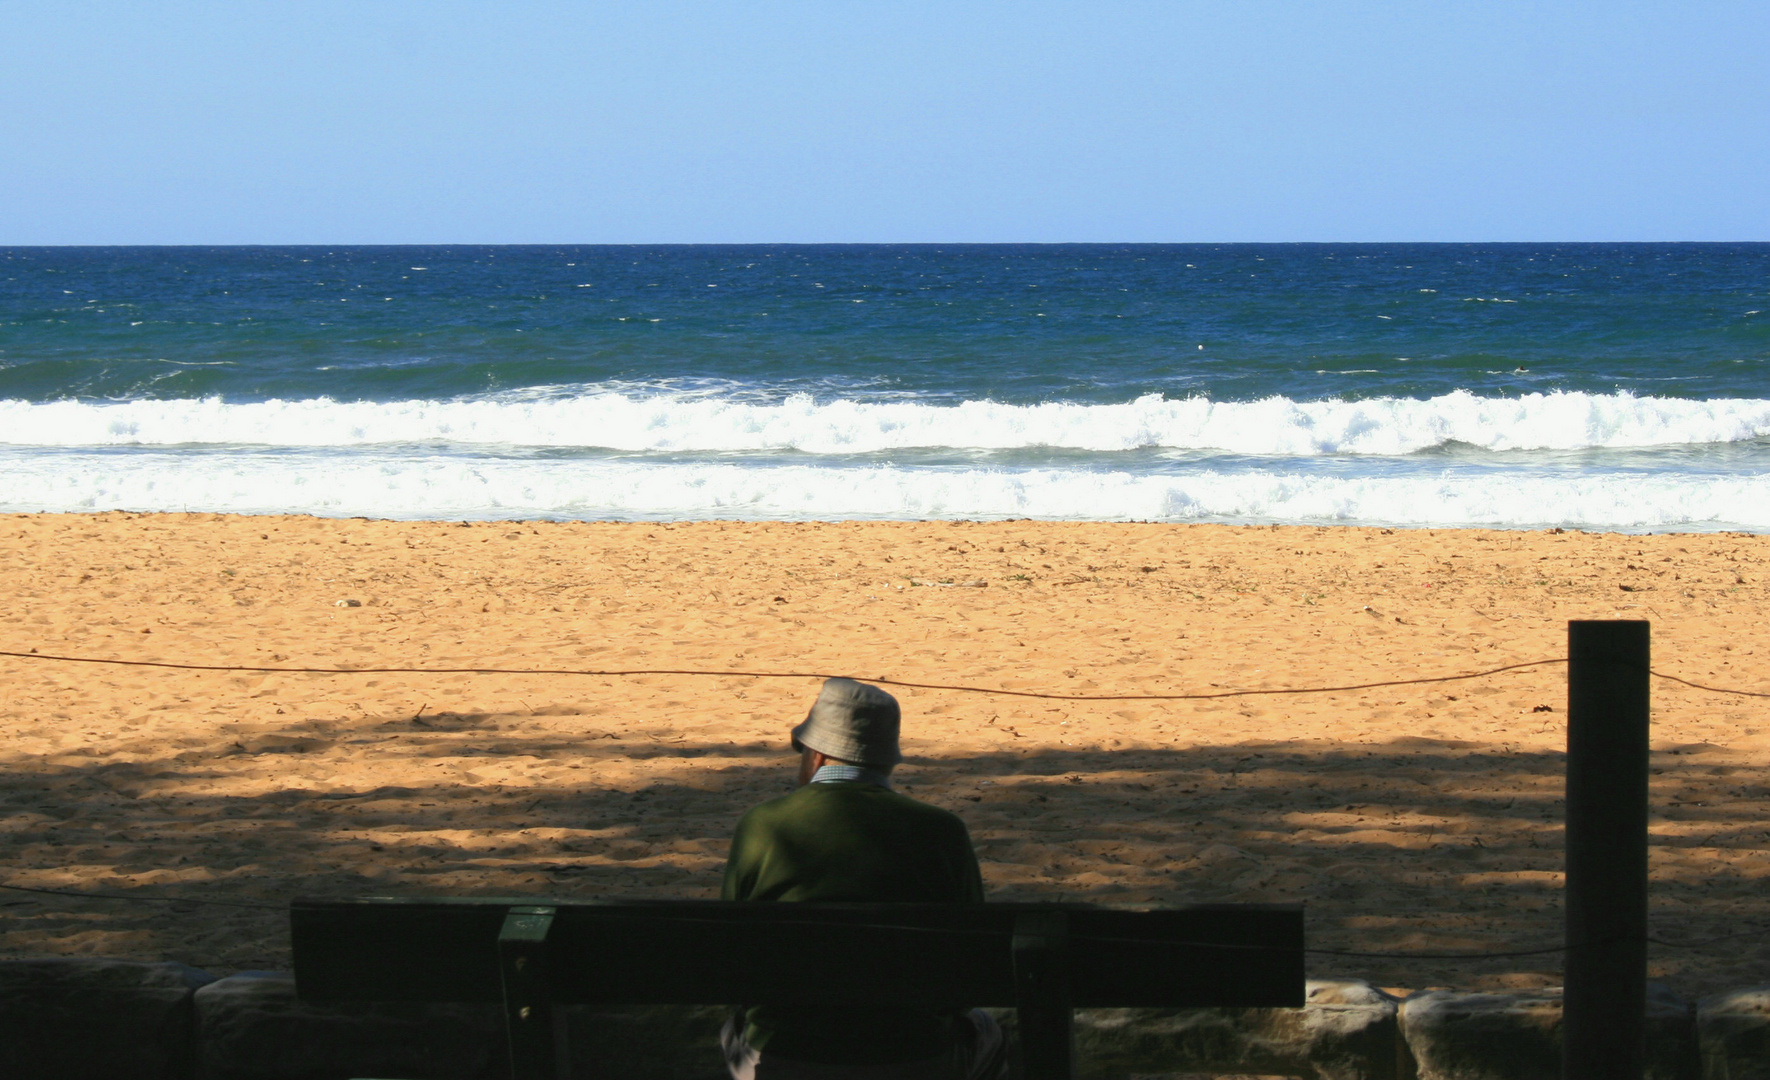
[1,514,1766,995]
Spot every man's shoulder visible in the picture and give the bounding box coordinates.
[725,781,984,904]
[740,783,967,829]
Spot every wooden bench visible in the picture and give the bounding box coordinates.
[292,898,1304,1080]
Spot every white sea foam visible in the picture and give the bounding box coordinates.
[3,451,1766,530]
[3,390,1769,455]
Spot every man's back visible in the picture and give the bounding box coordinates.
[722,781,984,905]
[721,778,985,1065]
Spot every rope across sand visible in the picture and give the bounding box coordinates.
[2,514,1766,995]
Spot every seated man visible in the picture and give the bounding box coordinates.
[720,678,1007,1080]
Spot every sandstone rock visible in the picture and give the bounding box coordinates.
[0,957,215,1080]
[558,1003,731,1080]
[1398,983,1696,1080]
[1064,978,1402,1080]
[193,971,505,1080]
[193,972,731,1080]
[1699,985,1770,1080]
[1399,989,1562,1080]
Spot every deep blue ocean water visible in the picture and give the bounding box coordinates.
[2,244,1767,529]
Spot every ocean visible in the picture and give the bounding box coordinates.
[2,244,1767,530]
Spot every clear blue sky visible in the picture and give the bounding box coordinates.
[3,2,1766,243]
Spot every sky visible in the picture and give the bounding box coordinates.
[2,2,1767,244]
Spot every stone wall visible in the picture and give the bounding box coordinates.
[1,959,1762,1079]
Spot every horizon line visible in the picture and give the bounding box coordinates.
[6,239,1770,249]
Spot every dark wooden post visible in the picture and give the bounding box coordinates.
[1563,620,1650,1080]
[1012,909,1075,1080]
[498,906,566,1080]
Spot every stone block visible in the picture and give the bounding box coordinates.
[0,957,215,1080]
[193,972,505,1080]
[1061,979,1402,1080]
[192,974,730,1080]
[1398,983,1696,1080]
[1399,989,1561,1080]
[1699,985,1770,1080]
[558,1004,731,1080]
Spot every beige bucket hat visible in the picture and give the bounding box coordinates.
[790,678,903,769]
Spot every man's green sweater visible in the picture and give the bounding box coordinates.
[721,779,985,1063]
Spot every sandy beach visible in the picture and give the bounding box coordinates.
[1,512,1766,998]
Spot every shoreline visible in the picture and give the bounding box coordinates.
[8,508,1769,536]
[3,512,1766,996]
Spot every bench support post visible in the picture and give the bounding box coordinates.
[1013,910,1074,1080]
[1564,620,1650,1080]
[499,906,568,1080]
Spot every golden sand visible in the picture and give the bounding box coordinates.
[2,513,1766,996]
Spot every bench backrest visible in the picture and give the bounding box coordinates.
[293,897,1302,1007]
[291,898,1303,1080]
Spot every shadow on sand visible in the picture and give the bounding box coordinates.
[4,709,1766,997]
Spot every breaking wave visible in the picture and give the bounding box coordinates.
[4,450,1767,530]
[4,390,1769,455]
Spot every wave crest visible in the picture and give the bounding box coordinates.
[2,452,1765,529]
[2,390,1768,455]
